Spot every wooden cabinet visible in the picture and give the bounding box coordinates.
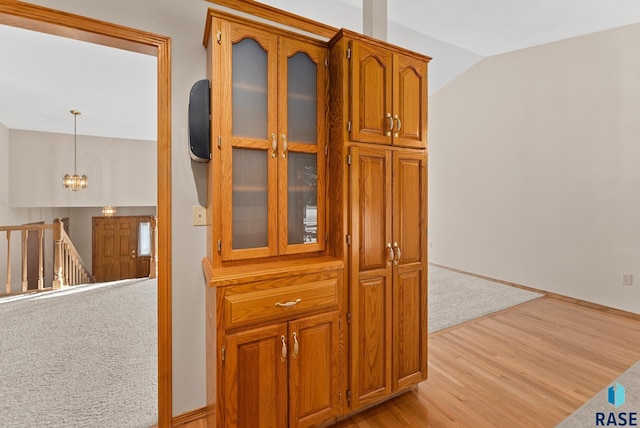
[204,9,430,427]
[348,146,428,409]
[224,311,340,428]
[205,258,344,428]
[328,29,430,413]
[208,12,327,265]
[350,38,428,149]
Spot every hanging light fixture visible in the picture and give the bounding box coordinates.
[63,109,88,191]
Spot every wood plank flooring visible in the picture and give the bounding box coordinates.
[337,297,640,427]
[179,296,640,427]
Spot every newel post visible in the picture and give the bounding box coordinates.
[53,218,64,289]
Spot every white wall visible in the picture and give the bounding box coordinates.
[387,21,482,94]
[23,0,213,415]
[9,130,156,208]
[429,24,640,314]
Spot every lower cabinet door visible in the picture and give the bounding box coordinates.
[223,313,340,428]
[392,264,428,390]
[225,323,289,428]
[288,311,341,428]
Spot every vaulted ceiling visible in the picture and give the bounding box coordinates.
[1,0,638,141]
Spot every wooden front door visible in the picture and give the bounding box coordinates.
[92,216,152,283]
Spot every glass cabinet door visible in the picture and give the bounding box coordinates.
[217,21,326,261]
[220,23,278,261]
[278,38,327,255]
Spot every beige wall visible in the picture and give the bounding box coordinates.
[9,130,156,208]
[429,23,640,314]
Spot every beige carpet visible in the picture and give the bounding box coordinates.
[429,264,543,333]
[0,279,157,428]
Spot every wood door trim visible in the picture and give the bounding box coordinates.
[204,0,338,41]
[0,3,173,426]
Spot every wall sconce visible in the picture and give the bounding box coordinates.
[102,206,117,217]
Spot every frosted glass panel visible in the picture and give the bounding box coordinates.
[233,38,268,139]
[233,148,268,249]
[138,221,151,257]
[287,152,317,245]
[287,53,316,145]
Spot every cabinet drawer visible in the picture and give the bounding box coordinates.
[224,279,338,329]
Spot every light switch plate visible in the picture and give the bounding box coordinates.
[192,205,207,226]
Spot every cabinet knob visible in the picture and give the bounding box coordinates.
[386,113,393,137]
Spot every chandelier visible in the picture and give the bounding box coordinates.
[63,109,88,191]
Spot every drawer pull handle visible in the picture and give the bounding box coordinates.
[275,298,301,308]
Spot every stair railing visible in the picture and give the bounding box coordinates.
[1,218,93,296]
[52,218,93,288]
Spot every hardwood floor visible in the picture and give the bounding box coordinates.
[338,297,640,427]
[179,296,640,427]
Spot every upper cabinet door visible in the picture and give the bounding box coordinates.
[392,53,428,149]
[214,18,327,263]
[349,39,428,149]
[350,40,393,145]
[220,22,279,261]
[277,38,327,255]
